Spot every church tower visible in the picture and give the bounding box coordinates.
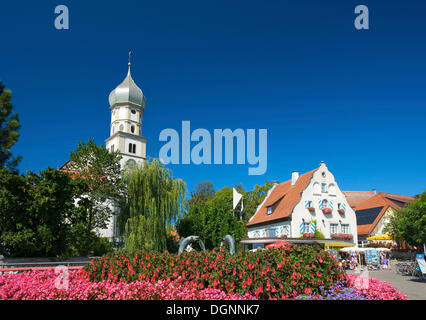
[105,55,147,169]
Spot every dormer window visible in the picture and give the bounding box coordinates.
[267,206,273,215]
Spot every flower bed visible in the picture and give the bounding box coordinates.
[302,233,315,239]
[0,257,408,300]
[346,274,407,300]
[0,270,255,300]
[84,245,345,299]
[330,233,353,240]
[296,275,407,300]
[296,280,371,300]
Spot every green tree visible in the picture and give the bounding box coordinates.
[0,82,21,170]
[203,187,247,249]
[119,158,186,252]
[68,138,123,255]
[0,168,80,257]
[385,192,426,248]
[177,187,246,250]
[184,181,215,212]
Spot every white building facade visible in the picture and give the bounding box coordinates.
[246,162,358,247]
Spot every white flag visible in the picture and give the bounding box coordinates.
[233,188,243,210]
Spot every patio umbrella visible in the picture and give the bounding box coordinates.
[366,233,392,241]
[265,241,293,249]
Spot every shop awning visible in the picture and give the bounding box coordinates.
[366,233,392,241]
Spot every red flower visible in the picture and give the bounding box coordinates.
[303,288,312,295]
[254,286,263,296]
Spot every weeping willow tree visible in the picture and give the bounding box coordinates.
[118,158,186,252]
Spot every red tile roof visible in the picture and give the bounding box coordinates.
[247,169,316,227]
[353,192,414,235]
[342,191,376,208]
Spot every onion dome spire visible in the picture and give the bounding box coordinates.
[108,51,146,107]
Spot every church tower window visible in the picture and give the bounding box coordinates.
[131,125,135,133]
[119,124,124,131]
[128,143,136,154]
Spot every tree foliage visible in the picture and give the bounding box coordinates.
[177,187,246,250]
[0,168,79,257]
[0,82,21,170]
[184,181,215,212]
[119,158,186,252]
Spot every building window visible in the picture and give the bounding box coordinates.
[267,206,273,215]
[267,228,276,238]
[322,172,326,178]
[131,109,136,114]
[119,124,124,131]
[131,126,135,133]
[321,183,327,193]
[330,223,339,234]
[303,222,310,233]
[321,199,328,209]
[341,224,350,234]
[111,145,114,152]
[128,143,136,154]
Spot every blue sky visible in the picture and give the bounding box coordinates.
[1,0,425,196]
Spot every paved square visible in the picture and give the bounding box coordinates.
[347,260,426,300]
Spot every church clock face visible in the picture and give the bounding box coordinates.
[126,159,136,169]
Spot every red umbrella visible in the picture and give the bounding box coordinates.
[265,241,293,249]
